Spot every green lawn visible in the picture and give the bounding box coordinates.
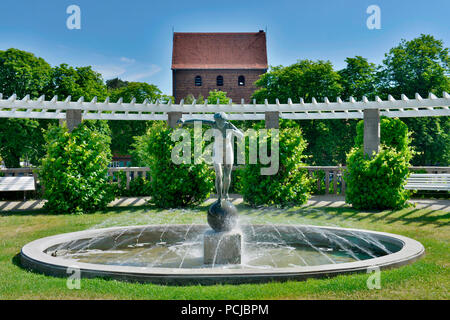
[0,201,449,300]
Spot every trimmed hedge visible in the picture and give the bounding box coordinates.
[345,117,413,210]
[132,122,214,208]
[39,123,115,214]
[241,127,312,206]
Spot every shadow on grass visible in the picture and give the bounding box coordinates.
[0,203,153,217]
[237,202,449,228]
[11,253,22,269]
[2,196,448,228]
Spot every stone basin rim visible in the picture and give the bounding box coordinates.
[20,224,425,284]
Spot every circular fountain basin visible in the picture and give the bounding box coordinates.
[20,224,424,285]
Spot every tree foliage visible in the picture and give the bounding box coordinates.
[0,48,51,98]
[252,35,449,166]
[0,49,53,167]
[378,34,449,98]
[106,77,129,90]
[376,34,450,166]
[338,56,377,100]
[46,63,108,101]
[0,49,173,167]
[183,93,205,104]
[252,60,351,165]
[0,118,42,167]
[107,81,171,156]
[207,89,230,104]
[253,60,342,104]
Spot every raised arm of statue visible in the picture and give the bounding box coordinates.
[229,123,244,139]
[177,118,215,127]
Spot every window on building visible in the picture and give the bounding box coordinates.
[238,75,245,86]
[216,75,224,86]
[195,75,202,86]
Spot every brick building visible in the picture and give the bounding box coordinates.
[171,31,268,103]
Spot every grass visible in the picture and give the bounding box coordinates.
[0,200,449,300]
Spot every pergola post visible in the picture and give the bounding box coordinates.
[265,111,279,129]
[168,112,182,128]
[363,108,380,157]
[60,109,82,132]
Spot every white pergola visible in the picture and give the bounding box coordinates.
[1,92,449,156]
[0,92,448,121]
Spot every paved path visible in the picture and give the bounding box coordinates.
[0,195,448,212]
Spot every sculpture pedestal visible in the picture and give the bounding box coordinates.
[204,230,242,265]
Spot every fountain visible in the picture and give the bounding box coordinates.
[179,112,243,266]
[20,114,425,284]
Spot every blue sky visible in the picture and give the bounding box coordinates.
[0,0,448,95]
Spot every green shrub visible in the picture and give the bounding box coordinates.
[345,117,413,210]
[111,171,152,197]
[132,122,214,208]
[241,127,312,206]
[39,123,115,214]
[127,176,152,196]
[355,117,411,152]
[229,167,244,194]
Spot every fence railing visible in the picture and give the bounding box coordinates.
[107,167,150,189]
[303,166,347,195]
[0,167,37,177]
[0,167,151,191]
[1,166,449,194]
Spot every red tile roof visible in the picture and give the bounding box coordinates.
[172,32,268,70]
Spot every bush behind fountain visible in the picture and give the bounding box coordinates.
[345,117,413,210]
[133,122,214,208]
[241,127,312,206]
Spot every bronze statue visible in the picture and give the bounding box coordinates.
[178,112,243,232]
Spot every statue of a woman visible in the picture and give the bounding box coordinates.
[178,112,244,203]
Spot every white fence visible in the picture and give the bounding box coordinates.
[2,166,449,194]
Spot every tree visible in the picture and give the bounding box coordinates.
[402,117,449,165]
[207,89,230,104]
[106,77,129,90]
[332,56,379,163]
[378,34,449,98]
[0,118,41,167]
[253,60,342,104]
[377,34,450,165]
[338,56,377,100]
[252,60,348,165]
[46,63,108,101]
[0,48,51,98]
[45,63,111,141]
[0,49,52,167]
[183,93,205,104]
[108,82,172,156]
